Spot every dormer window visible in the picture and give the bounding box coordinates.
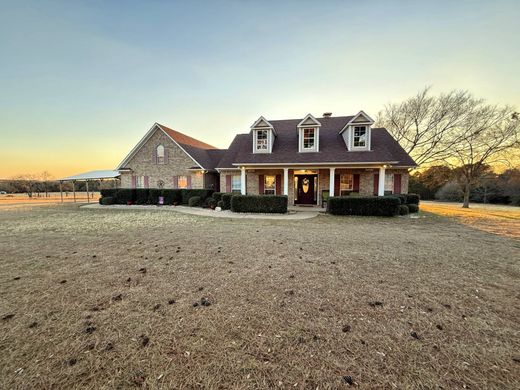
[256,129,269,151]
[353,126,367,148]
[303,128,316,149]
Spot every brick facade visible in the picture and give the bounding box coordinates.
[120,128,204,189]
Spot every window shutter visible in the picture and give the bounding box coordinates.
[187,176,192,189]
[275,174,281,195]
[131,176,136,189]
[259,175,265,194]
[374,174,379,195]
[334,174,340,196]
[164,148,169,164]
[226,175,232,192]
[353,174,360,192]
[144,176,149,188]
[152,146,157,164]
[172,176,178,189]
[394,174,401,194]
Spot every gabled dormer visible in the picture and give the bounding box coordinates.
[297,114,321,153]
[339,111,374,151]
[251,116,276,154]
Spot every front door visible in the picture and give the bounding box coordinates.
[296,175,316,205]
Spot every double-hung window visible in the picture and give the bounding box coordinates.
[232,175,241,193]
[136,176,145,188]
[384,173,394,194]
[156,145,165,164]
[256,130,268,151]
[303,128,316,149]
[264,175,276,195]
[353,126,367,147]
[340,174,353,196]
[178,175,188,189]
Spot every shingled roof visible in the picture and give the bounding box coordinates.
[216,115,416,168]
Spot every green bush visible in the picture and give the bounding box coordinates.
[100,196,115,205]
[221,194,233,210]
[206,197,217,209]
[148,188,162,204]
[217,200,224,209]
[408,204,419,213]
[162,189,182,205]
[116,188,134,204]
[188,196,201,207]
[135,189,149,205]
[406,193,420,205]
[100,189,118,199]
[399,204,410,215]
[181,189,214,204]
[327,196,400,217]
[212,192,225,202]
[231,195,288,214]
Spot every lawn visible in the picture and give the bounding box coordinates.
[0,204,519,389]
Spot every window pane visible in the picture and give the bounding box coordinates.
[384,173,394,192]
[256,130,268,150]
[303,128,315,149]
[264,175,275,194]
[232,175,241,191]
[157,145,165,164]
[178,176,188,189]
[340,174,353,191]
[353,126,366,147]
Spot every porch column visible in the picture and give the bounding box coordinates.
[283,168,289,196]
[240,166,246,195]
[378,166,386,196]
[329,167,335,197]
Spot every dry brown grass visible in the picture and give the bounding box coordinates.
[0,205,519,389]
[421,201,520,239]
[0,192,100,205]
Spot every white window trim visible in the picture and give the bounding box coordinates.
[299,127,320,152]
[253,129,271,153]
[352,125,368,149]
[178,175,188,189]
[231,174,241,192]
[156,144,165,164]
[384,173,394,193]
[264,175,276,195]
[339,173,354,195]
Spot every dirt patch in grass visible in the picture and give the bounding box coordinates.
[0,204,519,388]
[421,201,520,239]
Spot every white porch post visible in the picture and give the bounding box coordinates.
[240,166,246,195]
[329,167,336,197]
[378,166,386,196]
[283,168,289,196]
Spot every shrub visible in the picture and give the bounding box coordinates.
[181,189,214,204]
[116,188,134,204]
[100,196,115,205]
[100,189,118,199]
[135,189,150,205]
[148,188,162,204]
[221,194,233,210]
[327,196,400,217]
[217,200,224,209]
[188,196,201,207]
[406,193,420,205]
[212,192,225,202]
[162,189,182,205]
[231,195,288,214]
[408,204,419,213]
[206,197,217,209]
[399,204,410,215]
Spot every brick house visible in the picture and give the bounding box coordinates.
[116,112,416,205]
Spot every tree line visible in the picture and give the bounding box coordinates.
[376,87,520,207]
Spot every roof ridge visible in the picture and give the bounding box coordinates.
[157,123,217,150]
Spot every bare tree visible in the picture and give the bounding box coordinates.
[40,171,54,198]
[376,87,483,166]
[448,108,519,208]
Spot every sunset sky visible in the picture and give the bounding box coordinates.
[1,0,519,178]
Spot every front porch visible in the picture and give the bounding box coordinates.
[219,166,407,207]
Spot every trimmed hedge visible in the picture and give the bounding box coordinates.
[135,189,149,205]
[408,204,419,213]
[327,196,400,217]
[181,189,213,204]
[148,188,162,204]
[221,194,233,210]
[100,196,115,205]
[206,197,217,209]
[97,188,215,206]
[163,189,182,205]
[217,200,224,209]
[212,192,225,202]
[100,189,118,199]
[188,196,201,207]
[406,193,420,205]
[231,195,288,214]
[399,204,410,215]
[116,188,134,204]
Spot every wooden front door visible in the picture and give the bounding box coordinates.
[296,175,316,204]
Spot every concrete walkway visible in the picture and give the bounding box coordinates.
[81,203,319,220]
